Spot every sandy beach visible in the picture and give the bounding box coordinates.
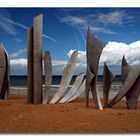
[0,94,140,133]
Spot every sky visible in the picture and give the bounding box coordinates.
[1,8,140,75]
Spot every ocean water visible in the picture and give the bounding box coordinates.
[10,75,122,87]
[10,75,122,96]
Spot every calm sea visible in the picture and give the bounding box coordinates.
[10,75,122,87]
[9,75,122,96]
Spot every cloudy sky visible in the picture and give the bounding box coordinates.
[1,8,140,75]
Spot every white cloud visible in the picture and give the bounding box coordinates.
[97,10,134,26]
[89,26,118,35]
[10,48,27,59]
[10,58,27,75]
[59,16,86,25]
[10,40,140,75]
[67,40,140,70]
[10,58,27,66]
[10,58,67,75]
[97,11,126,25]
[10,59,67,67]
[58,10,135,35]
[67,49,86,63]
[58,15,118,35]
[100,41,140,66]
[52,60,67,66]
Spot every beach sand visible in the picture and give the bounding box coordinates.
[0,94,140,133]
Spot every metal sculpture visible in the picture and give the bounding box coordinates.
[121,55,131,85]
[27,14,43,104]
[96,90,103,110]
[59,73,84,103]
[0,43,9,99]
[33,14,43,104]
[27,27,34,104]
[121,55,131,105]
[42,51,52,104]
[50,51,78,104]
[86,26,104,109]
[108,64,140,109]
[103,62,114,108]
[66,79,85,103]
[3,46,10,99]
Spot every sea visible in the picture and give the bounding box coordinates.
[10,75,122,87]
[10,75,122,96]
[10,75,78,87]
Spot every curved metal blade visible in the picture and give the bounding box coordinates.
[42,51,52,104]
[108,64,140,109]
[66,79,86,103]
[103,62,114,108]
[59,73,84,103]
[49,51,78,104]
[86,26,105,108]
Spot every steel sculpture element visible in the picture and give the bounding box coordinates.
[59,73,84,103]
[50,51,78,104]
[96,90,103,110]
[42,51,52,104]
[0,43,9,99]
[33,14,43,104]
[27,14,43,104]
[103,63,114,108]
[121,55,131,106]
[3,46,10,99]
[108,64,140,109]
[27,27,34,104]
[66,79,86,103]
[86,27,104,109]
[121,55,131,85]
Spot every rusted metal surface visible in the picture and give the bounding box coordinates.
[33,14,43,104]
[59,73,84,103]
[103,63,114,108]
[50,51,78,104]
[42,51,52,104]
[27,27,34,104]
[86,27,104,109]
[108,64,140,109]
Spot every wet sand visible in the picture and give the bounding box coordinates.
[0,94,140,133]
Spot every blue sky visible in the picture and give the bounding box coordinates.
[1,8,140,75]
